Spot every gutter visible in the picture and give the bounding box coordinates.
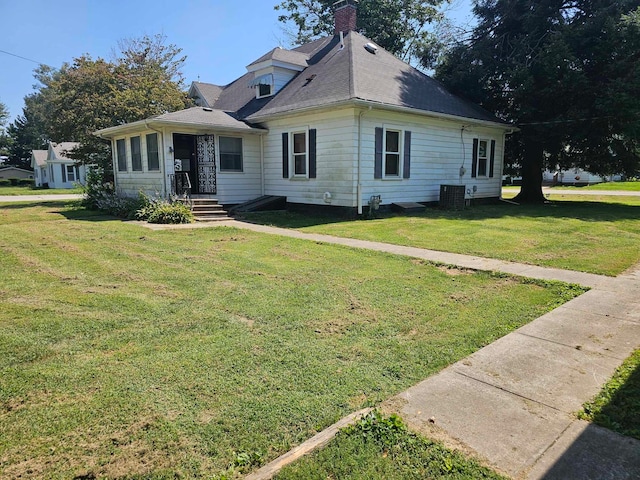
[248,99,517,131]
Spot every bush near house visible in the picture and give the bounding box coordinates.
[81,167,193,224]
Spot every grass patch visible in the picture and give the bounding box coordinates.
[578,349,640,440]
[0,203,585,478]
[241,198,640,276]
[276,411,505,479]
[552,181,640,191]
[0,185,83,195]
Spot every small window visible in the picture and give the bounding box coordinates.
[131,136,142,171]
[116,139,127,172]
[258,83,272,98]
[292,132,307,176]
[477,140,488,177]
[146,133,160,171]
[219,137,243,172]
[384,129,401,177]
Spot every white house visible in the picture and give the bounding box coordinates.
[542,167,623,186]
[31,142,87,189]
[95,0,514,213]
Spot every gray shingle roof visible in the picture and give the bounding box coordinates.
[51,142,80,160]
[190,82,224,107]
[243,32,506,124]
[248,47,310,68]
[31,150,48,168]
[152,107,264,131]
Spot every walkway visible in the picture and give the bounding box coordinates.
[204,221,639,480]
[0,194,83,203]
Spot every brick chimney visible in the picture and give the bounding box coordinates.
[334,0,358,35]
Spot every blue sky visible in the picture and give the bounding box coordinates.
[0,0,473,125]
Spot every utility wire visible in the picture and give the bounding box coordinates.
[0,49,54,69]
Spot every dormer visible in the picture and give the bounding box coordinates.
[247,47,309,99]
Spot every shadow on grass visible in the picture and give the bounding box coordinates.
[238,200,640,229]
[0,201,119,222]
[588,361,640,440]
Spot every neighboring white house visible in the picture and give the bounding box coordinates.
[0,166,34,180]
[95,0,514,213]
[31,142,87,188]
[542,168,623,186]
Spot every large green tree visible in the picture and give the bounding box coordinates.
[11,34,191,171]
[436,0,640,203]
[275,0,448,67]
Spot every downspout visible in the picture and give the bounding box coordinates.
[260,133,265,196]
[145,121,166,198]
[357,106,371,215]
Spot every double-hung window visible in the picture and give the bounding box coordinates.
[384,129,401,177]
[66,165,77,182]
[292,131,307,176]
[219,137,243,172]
[375,126,411,179]
[131,136,142,171]
[477,140,488,177]
[116,139,127,172]
[146,133,160,171]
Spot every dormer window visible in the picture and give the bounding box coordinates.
[250,74,275,99]
[258,83,273,98]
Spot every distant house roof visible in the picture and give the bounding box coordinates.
[50,142,81,161]
[31,150,48,168]
[0,166,33,174]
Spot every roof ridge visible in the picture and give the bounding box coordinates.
[347,32,356,100]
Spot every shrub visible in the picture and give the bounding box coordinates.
[136,193,193,224]
[9,178,19,186]
[0,179,10,187]
[18,179,34,187]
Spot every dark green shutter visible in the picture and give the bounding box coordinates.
[282,132,289,178]
[61,165,66,183]
[309,129,317,179]
[374,127,383,179]
[471,138,478,178]
[489,139,496,178]
[403,131,411,179]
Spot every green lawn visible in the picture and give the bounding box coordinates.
[241,197,640,276]
[552,181,640,191]
[276,411,505,479]
[0,202,583,479]
[579,349,640,440]
[0,185,83,195]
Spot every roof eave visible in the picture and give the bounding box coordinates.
[352,100,517,130]
[95,118,266,138]
[247,98,517,131]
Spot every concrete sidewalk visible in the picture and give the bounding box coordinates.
[141,219,640,479]
[0,194,83,203]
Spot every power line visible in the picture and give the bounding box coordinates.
[0,49,54,69]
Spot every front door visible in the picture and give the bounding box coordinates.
[196,134,217,194]
[172,134,217,195]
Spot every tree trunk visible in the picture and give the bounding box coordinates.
[514,139,547,203]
